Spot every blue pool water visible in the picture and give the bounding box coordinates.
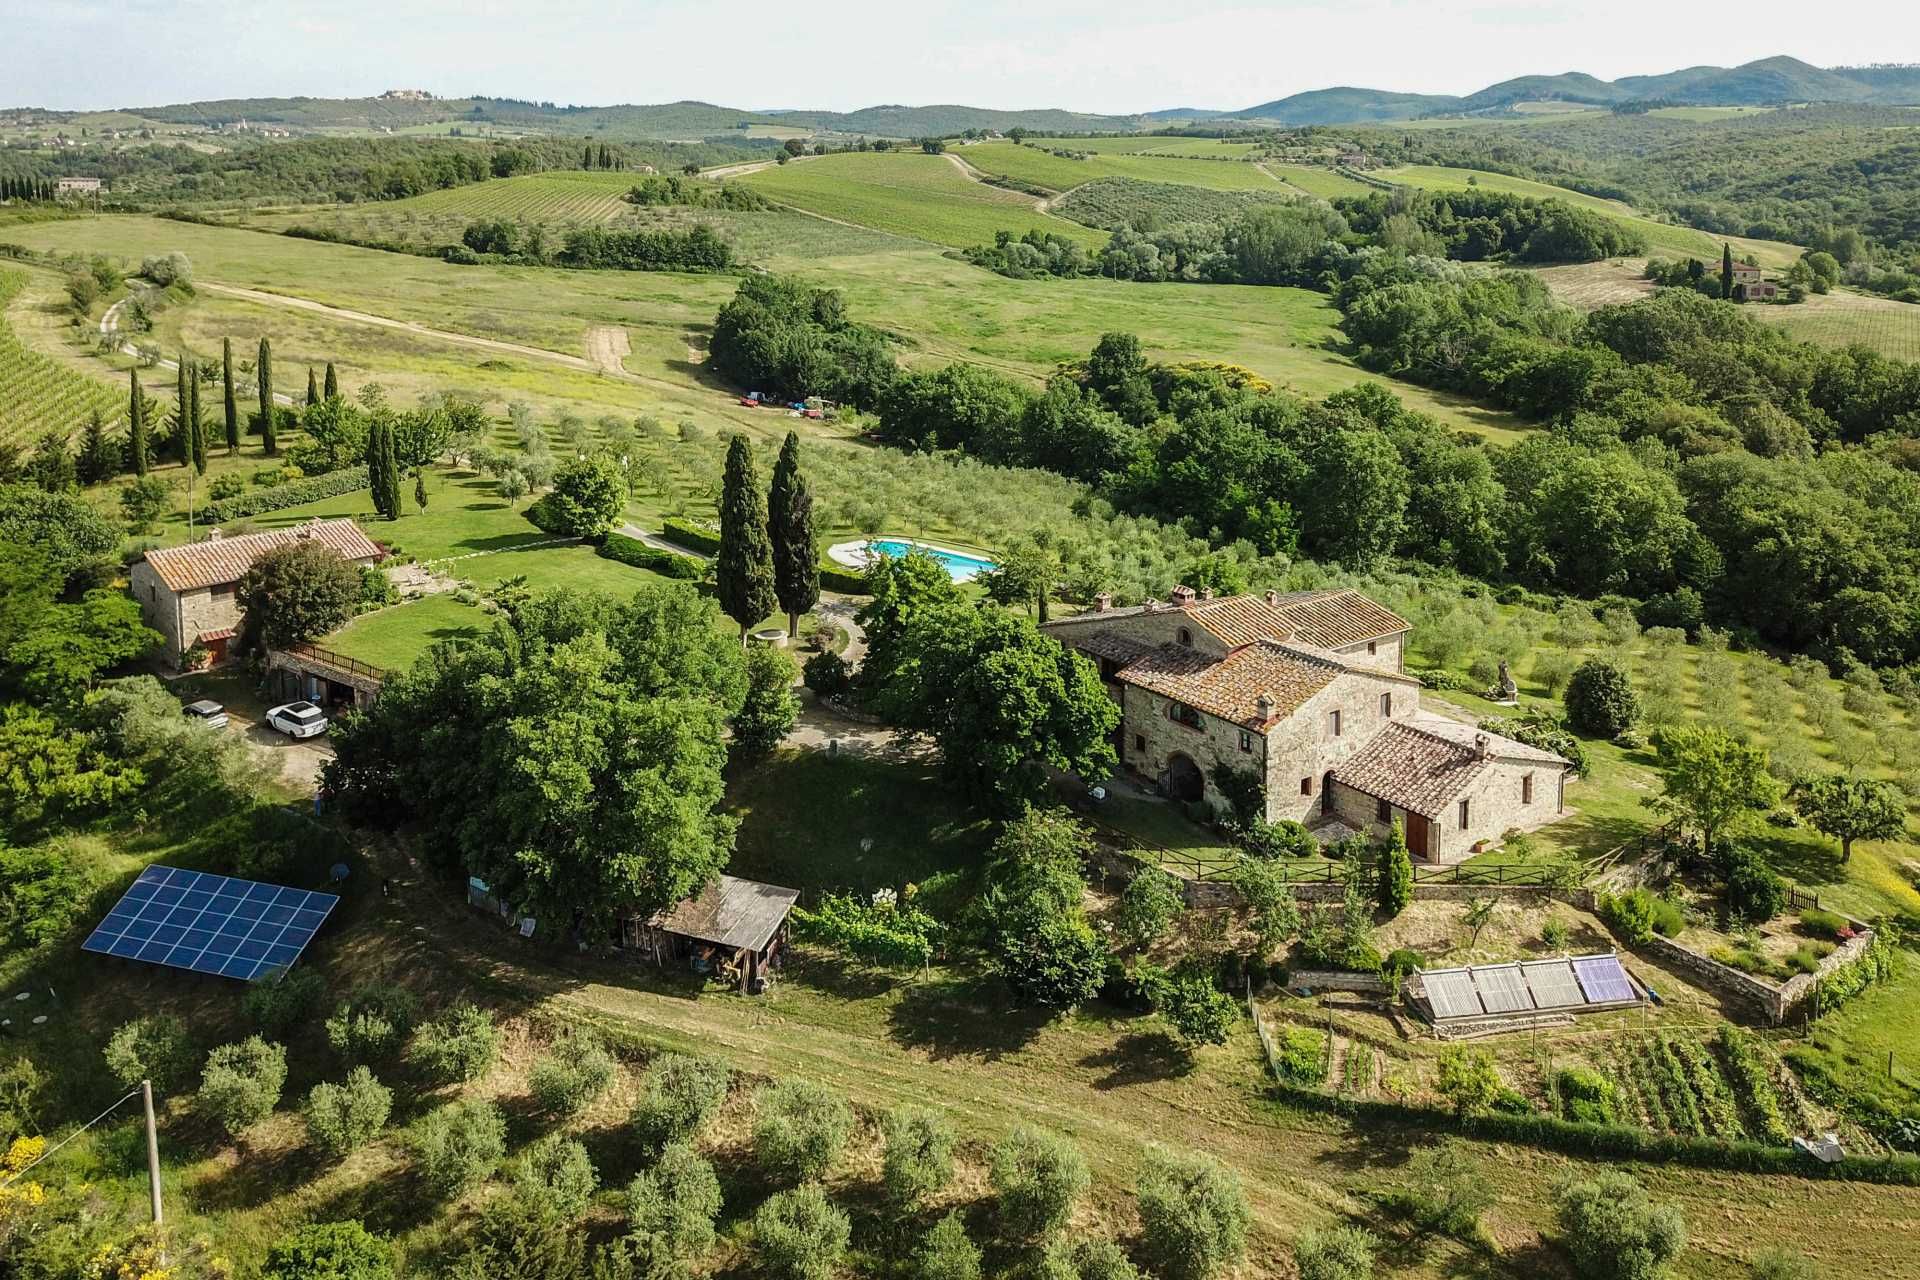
[866,539,998,582]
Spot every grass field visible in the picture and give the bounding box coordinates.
[737,152,1108,249]
[959,142,1294,195]
[1529,258,1659,309]
[1260,163,1377,199]
[1754,290,1920,361]
[1373,165,1803,267]
[1023,136,1262,157]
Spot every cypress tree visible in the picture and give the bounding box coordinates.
[324,362,339,401]
[188,364,207,474]
[77,409,119,485]
[582,143,593,169]
[128,368,148,476]
[223,337,239,450]
[716,434,777,638]
[1720,243,1734,300]
[306,366,319,407]
[767,431,819,637]
[366,418,387,517]
[368,418,402,519]
[257,337,276,454]
[414,468,428,514]
[175,358,192,466]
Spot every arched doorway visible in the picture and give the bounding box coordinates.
[1166,752,1205,803]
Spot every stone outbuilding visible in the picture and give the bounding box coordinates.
[129,519,385,668]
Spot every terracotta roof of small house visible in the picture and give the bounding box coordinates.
[140,519,384,593]
[650,874,800,953]
[1331,720,1492,819]
[1267,590,1410,649]
[1407,713,1570,766]
[1070,631,1163,665]
[1184,595,1301,647]
[1118,640,1343,727]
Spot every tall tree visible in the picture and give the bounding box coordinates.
[306,366,319,407]
[368,418,401,520]
[222,337,240,451]
[1647,724,1783,860]
[257,336,276,455]
[1794,774,1906,864]
[76,409,119,485]
[127,368,148,476]
[324,362,339,401]
[188,363,207,474]
[767,432,818,637]
[715,435,776,638]
[175,358,192,467]
[1720,243,1734,300]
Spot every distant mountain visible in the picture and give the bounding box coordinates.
[1143,107,1233,122]
[1237,87,1462,125]
[1237,57,1920,125]
[782,104,1143,136]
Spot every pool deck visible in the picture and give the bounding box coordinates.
[826,537,998,582]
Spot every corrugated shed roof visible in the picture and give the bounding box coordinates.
[652,875,800,953]
[1331,720,1491,819]
[1119,640,1341,727]
[1269,589,1409,649]
[141,519,385,592]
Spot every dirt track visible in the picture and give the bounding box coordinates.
[584,324,632,375]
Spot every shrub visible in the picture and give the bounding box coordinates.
[513,1134,598,1219]
[197,1036,287,1138]
[1566,658,1640,738]
[1293,1224,1378,1280]
[443,1192,586,1280]
[753,1184,851,1280]
[525,455,623,536]
[304,1066,393,1159]
[1239,817,1318,859]
[1799,908,1849,940]
[1148,964,1238,1049]
[632,1052,731,1147]
[1379,949,1423,993]
[627,1140,722,1256]
[596,531,706,580]
[103,1015,192,1092]
[914,1213,981,1280]
[1398,1138,1492,1237]
[882,1105,957,1207]
[248,972,335,1036]
[1541,915,1572,950]
[203,465,370,522]
[1135,1147,1251,1280]
[753,1079,855,1182]
[1436,1046,1501,1115]
[261,1220,394,1280]
[529,1031,617,1116]
[1272,1025,1327,1085]
[325,984,419,1064]
[1037,1240,1142,1280]
[990,1126,1089,1240]
[1556,1067,1617,1125]
[411,1099,506,1196]
[1554,1170,1687,1280]
[1747,1249,1815,1280]
[1723,848,1786,923]
[660,517,721,555]
[1601,888,1683,946]
[1113,867,1183,947]
[801,649,851,698]
[407,1004,499,1084]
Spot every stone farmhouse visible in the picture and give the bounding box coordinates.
[130,519,384,668]
[1042,587,1572,863]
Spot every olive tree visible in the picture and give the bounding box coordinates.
[1136,1146,1251,1280]
[753,1079,854,1182]
[753,1184,851,1280]
[197,1037,287,1138]
[304,1067,393,1159]
[989,1126,1088,1241]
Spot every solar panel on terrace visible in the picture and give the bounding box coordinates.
[1474,964,1534,1014]
[81,865,339,982]
[1572,954,1636,1005]
[1520,959,1586,1010]
[1422,969,1484,1020]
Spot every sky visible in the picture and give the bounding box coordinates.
[3,0,1913,113]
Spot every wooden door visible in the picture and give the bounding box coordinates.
[1406,812,1431,861]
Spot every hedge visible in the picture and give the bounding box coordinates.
[1260,1079,1920,1185]
[659,518,720,555]
[203,466,370,523]
[819,562,869,595]
[597,531,704,580]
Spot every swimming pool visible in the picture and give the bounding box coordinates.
[864,538,998,582]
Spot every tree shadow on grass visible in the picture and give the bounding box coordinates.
[310,1165,463,1248]
[786,952,902,1002]
[884,974,1052,1061]
[1750,830,1847,891]
[185,1135,324,1212]
[1077,1030,1194,1089]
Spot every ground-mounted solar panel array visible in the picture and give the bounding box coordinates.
[81,865,340,981]
[1412,952,1641,1023]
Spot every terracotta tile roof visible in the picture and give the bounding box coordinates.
[141,519,385,593]
[1069,631,1161,665]
[1119,640,1341,727]
[1186,596,1299,647]
[1408,713,1569,766]
[1331,721,1491,820]
[1268,589,1409,649]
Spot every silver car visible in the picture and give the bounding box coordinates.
[183,699,230,729]
[265,701,330,739]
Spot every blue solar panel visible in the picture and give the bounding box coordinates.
[1572,954,1637,1005]
[81,866,339,982]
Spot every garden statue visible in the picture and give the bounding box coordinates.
[1491,659,1519,704]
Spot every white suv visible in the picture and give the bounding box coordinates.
[265,701,330,739]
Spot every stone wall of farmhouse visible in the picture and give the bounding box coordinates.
[1062,607,1232,659]
[1261,672,1417,825]
[129,565,243,665]
[1331,632,1404,672]
[128,560,182,657]
[1120,682,1259,812]
[1445,756,1565,863]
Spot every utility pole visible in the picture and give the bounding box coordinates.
[142,1079,163,1225]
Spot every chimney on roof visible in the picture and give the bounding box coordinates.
[1474,733,1490,759]
[1198,585,1214,601]
[1170,584,1197,608]
[1093,593,1111,613]
[205,527,223,540]
[1264,589,1279,606]
[1256,692,1276,721]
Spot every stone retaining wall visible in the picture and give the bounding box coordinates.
[1181,878,1570,909]
[1639,918,1875,1025]
[1287,969,1387,994]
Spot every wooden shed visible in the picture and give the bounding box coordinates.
[622,875,799,993]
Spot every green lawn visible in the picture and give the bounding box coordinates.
[325,593,492,669]
[737,152,1108,248]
